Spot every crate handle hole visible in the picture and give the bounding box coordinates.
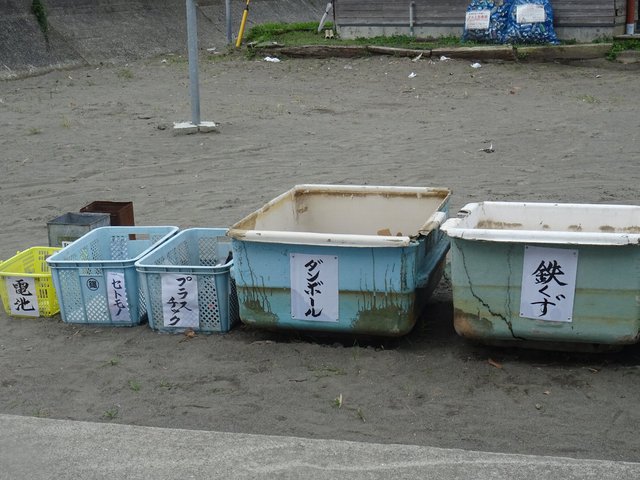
[129,234,150,241]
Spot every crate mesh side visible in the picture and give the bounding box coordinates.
[151,254,167,267]
[59,270,87,323]
[199,237,220,266]
[80,266,103,277]
[110,235,128,261]
[199,275,221,330]
[36,276,58,316]
[89,239,100,261]
[167,240,190,267]
[138,285,147,320]
[229,278,240,325]
[22,254,35,274]
[148,273,164,329]
[151,233,168,244]
[85,291,110,323]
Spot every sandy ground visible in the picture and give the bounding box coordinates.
[1,53,639,462]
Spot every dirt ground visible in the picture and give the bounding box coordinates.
[1,53,639,462]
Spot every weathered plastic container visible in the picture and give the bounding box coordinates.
[80,201,135,226]
[46,226,178,326]
[47,212,111,247]
[441,202,640,349]
[227,185,451,336]
[0,247,60,317]
[135,228,239,334]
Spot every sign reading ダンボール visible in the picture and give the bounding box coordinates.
[290,253,338,322]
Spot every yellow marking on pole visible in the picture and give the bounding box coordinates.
[235,0,251,48]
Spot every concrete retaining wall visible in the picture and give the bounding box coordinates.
[0,0,326,79]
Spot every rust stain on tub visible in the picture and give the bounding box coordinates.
[599,225,616,233]
[453,309,494,339]
[568,225,583,232]
[353,303,414,337]
[476,220,523,230]
[242,299,279,327]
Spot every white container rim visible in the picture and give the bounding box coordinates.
[441,202,640,246]
[228,184,451,247]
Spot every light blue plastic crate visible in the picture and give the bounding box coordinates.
[135,228,239,333]
[46,226,179,326]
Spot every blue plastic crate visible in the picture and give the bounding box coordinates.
[46,226,178,326]
[135,228,239,333]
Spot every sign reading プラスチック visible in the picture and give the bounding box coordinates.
[520,245,578,322]
[7,276,39,317]
[107,271,131,323]
[290,253,339,322]
[161,273,199,328]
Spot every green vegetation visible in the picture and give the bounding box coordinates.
[246,21,330,43]
[245,21,470,50]
[32,408,49,418]
[244,21,629,60]
[117,68,134,79]
[128,380,141,392]
[31,0,49,43]
[606,38,640,60]
[310,364,346,378]
[102,406,119,420]
[578,94,600,104]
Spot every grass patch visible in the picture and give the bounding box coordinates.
[128,380,141,392]
[117,68,134,80]
[102,406,119,420]
[31,0,49,43]
[159,379,175,389]
[245,21,612,56]
[245,21,473,50]
[606,38,640,60]
[578,94,600,104]
[32,408,49,418]
[310,364,347,378]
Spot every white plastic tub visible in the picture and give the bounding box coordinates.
[228,184,451,336]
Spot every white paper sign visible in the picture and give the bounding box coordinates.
[516,4,546,23]
[290,253,339,322]
[107,271,131,323]
[161,273,199,328]
[520,246,578,322]
[465,10,491,30]
[6,276,39,317]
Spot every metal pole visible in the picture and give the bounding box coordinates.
[186,0,200,125]
[225,0,232,44]
[627,0,636,34]
[409,1,415,37]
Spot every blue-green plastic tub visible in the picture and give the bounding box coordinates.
[441,202,640,349]
[228,185,451,337]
